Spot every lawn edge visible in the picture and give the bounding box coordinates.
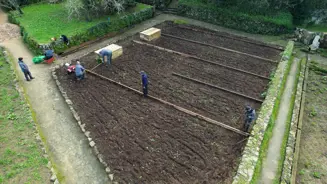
[232,41,294,184]
[0,47,59,184]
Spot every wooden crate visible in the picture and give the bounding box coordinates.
[95,44,123,60]
[140,28,161,41]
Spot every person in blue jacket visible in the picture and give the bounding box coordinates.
[99,49,112,66]
[244,105,256,132]
[140,71,148,97]
[75,61,85,80]
[18,57,34,81]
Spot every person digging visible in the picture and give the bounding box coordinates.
[99,49,112,67]
[244,105,256,133]
[75,61,85,80]
[141,71,148,97]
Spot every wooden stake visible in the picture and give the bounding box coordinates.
[172,72,264,103]
[86,69,250,136]
[162,33,278,64]
[176,25,285,51]
[132,40,270,80]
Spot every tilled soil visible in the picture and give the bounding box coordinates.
[57,71,245,184]
[81,42,265,127]
[151,36,276,77]
[155,23,281,60]
[58,23,280,184]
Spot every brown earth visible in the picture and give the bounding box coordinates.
[56,23,280,183]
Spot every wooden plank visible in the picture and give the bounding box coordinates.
[132,40,270,80]
[291,55,309,184]
[176,25,285,51]
[90,63,103,71]
[86,69,250,136]
[162,33,278,64]
[172,72,264,103]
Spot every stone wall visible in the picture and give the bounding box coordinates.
[51,66,115,184]
[280,58,306,184]
[232,41,294,184]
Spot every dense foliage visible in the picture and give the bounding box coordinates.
[203,0,327,25]
[178,0,293,35]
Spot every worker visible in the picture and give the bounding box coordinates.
[18,57,34,81]
[244,105,256,132]
[140,71,148,97]
[44,49,54,60]
[60,35,69,45]
[99,49,112,66]
[75,61,85,80]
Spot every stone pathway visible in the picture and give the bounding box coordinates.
[0,9,288,184]
[260,58,300,184]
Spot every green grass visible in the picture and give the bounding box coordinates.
[0,48,49,183]
[304,25,327,32]
[15,3,151,43]
[179,0,293,28]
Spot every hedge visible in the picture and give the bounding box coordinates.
[177,0,294,35]
[8,5,154,55]
[135,0,171,9]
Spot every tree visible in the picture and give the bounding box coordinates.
[65,0,129,20]
[0,0,23,14]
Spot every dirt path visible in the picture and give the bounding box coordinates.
[260,58,300,183]
[0,10,109,183]
[0,38,109,184]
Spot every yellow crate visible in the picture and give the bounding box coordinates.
[95,44,123,60]
[140,28,161,41]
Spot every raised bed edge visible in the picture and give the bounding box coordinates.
[232,41,295,184]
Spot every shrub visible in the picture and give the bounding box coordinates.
[177,0,294,35]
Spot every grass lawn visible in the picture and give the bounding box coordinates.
[15,3,151,44]
[304,25,327,32]
[0,48,50,184]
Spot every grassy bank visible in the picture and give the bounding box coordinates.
[13,3,151,44]
[0,48,49,183]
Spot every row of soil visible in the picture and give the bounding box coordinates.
[157,22,283,49]
[155,23,281,60]
[56,69,245,184]
[81,42,263,128]
[148,36,277,77]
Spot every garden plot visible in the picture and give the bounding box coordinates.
[56,23,281,183]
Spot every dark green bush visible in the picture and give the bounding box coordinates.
[177,0,294,35]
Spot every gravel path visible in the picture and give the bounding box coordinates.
[0,10,20,43]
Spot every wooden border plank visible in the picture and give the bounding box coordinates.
[176,25,285,51]
[173,72,263,103]
[162,33,278,64]
[86,69,250,136]
[132,40,270,80]
[290,55,309,184]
